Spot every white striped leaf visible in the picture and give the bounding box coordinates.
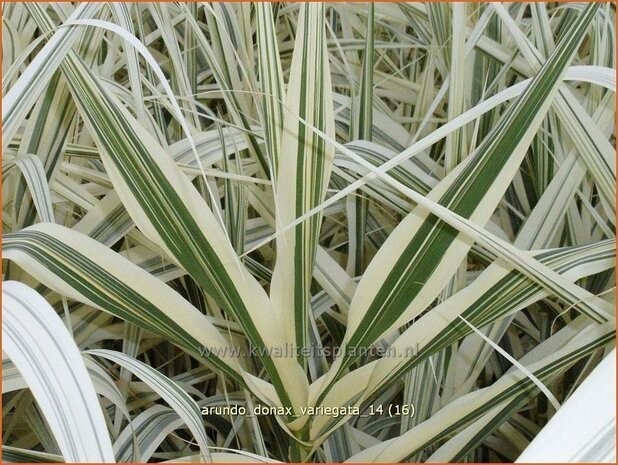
[2,281,115,462]
[87,349,211,462]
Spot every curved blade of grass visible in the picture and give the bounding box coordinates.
[516,349,616,463]
[2,281,115,462]
[87,349,211,462]
[5,155,54,223]
[113,405,182,462]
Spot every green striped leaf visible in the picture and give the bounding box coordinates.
[347,3,374,276]
[492,3,616,224]
[270,2,335,368]
[3,223,245,384]
[27,8,308,415]
[256,2,285,177]
[310,238,614,439]
[333,3,602,380]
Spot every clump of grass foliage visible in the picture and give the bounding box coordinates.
[2,2,616,463]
